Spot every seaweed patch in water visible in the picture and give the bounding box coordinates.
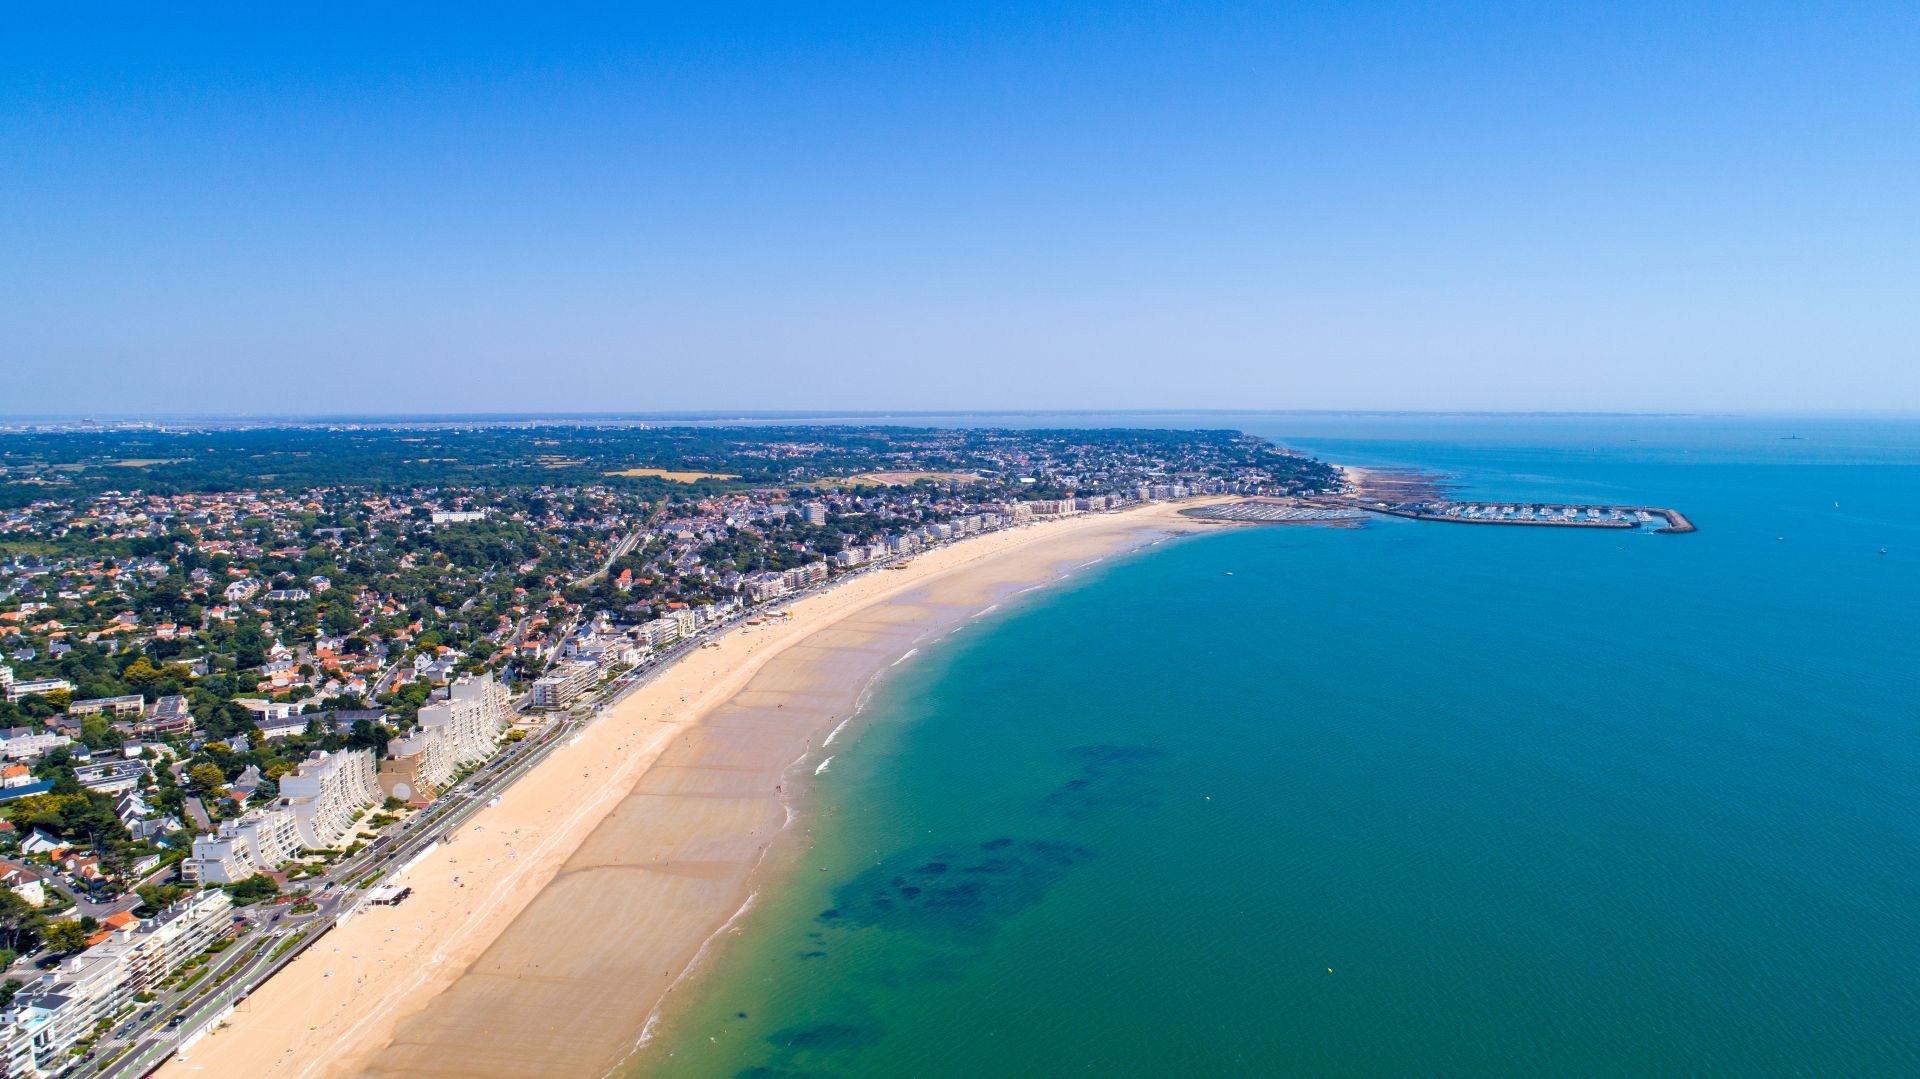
[736,1012,886,1076]
[1040,743,1166,818]
[765,1020,884,1053]
[815,839,1090,942]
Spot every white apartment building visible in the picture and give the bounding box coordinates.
[235,697,303,723]
[379,674,510,802]
[745,571,786,602]
[379,725,453,805]
[4,890,231,1076]
[73,760,146,794]
[529,661,595,709]
[780,561,827,591]
[0,729,71,761]
[116,889,234,995]
[2,678,73,704]
[278,749,380,851]
[64,694,145,718]
[7,947,133,1076]
[638,617,679,648]
[183,804,304,883]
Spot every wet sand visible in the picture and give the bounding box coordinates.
[162,503,1205,1079]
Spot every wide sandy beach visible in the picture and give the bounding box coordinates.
[162,502,1205,1079]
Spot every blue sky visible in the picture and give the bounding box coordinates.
[3,3,1915,414]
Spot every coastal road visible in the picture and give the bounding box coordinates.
[93,912,316,1079]
[85,520,1059,1078]
[89,694,606,1078]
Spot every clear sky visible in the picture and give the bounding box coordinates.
[4,3,1916,415]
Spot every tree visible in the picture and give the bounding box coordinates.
[79,715,123,752]
[223,874,280,905]
[122,656,163,688]
[322,605,358,636]
[42,919,88,954]
[97,841,138,885]
[0,891,37,955]
[188,763,227,796]
[231,626,269,670]
[135,882,190,915]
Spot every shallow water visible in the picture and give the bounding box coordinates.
[640,414,1920,1077]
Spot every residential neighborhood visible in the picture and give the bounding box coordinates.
[0,422,1335,1074]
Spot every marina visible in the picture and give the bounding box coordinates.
[1186,498,1696,534]
[1370,501,1696,533]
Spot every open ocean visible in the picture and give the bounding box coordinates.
[643,414,1920,1077]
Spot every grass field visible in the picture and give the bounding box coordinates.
[603,467,740,482]
[42,458,178,472]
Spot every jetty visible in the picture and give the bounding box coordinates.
[1363,500,1695,533]
[1184,495,1695,535]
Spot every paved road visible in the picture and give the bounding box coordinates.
[568,500,664,588]
[83,544,942,1078]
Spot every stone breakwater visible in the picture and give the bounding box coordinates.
[1367,501,1696,533]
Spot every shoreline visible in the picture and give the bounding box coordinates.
[622,529,1189,1070]
[160,502,1211,1079]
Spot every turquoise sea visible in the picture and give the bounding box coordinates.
[645,414,1920,1077]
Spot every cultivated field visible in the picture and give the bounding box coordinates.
[603,467,740,482]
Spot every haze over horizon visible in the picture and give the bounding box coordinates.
[5,4,1916,415]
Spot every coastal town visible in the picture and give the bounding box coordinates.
[6,8,1898,1075]
[0,422,1335,1077]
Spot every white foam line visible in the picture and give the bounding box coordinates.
[889,646,919,667]
[632,889,761,1052]
[814,756,833,775]
[822,715,855,746]
[974,603,1000,617]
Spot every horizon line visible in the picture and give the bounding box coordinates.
[5,407,1919,426]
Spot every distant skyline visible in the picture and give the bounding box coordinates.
[5,4,1917,414]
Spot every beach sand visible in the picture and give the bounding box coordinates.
[161,503,1204,1079]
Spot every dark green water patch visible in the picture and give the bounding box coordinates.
[817,838,1090,943]
[764,1019,883,1053]
[1039,743,1166,818]
[737,1008,889,1077]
